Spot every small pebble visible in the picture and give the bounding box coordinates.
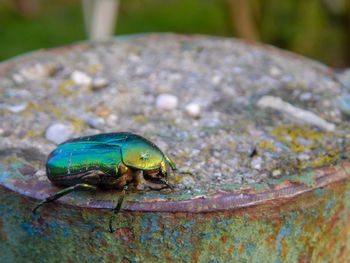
[19,63,55,80]
[92,77,108,90]
[300,92,312,101]
[185,102,201,117]
[71,71,92,86]
[251,157,263,170]
[87,117,105,129]
[106,114,118,126]
[156,94,178,110]
[337,94,350,116]
[6,104,27,113]
[269,66,281,76]
[257,95,336,132]
[35,169,47,181]
[295,137,314,146]
[12,73,24,84]
[272,169,282,177]
[95,105,111,117]
[212,75,222,85]
[298,153,310,161]
[19,164,36,176]
[45,123,74,144]
[232,67,243,74]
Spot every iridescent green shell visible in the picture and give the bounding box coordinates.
[46,132,165,182]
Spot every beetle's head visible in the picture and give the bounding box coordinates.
[142,160,170,186]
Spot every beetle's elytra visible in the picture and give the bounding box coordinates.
[33,132,180,232]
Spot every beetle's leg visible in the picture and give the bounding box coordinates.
[159,161,173,189]
[164,155,177,171]
[150,179,173,190]
[32,183,97,214]
[109,185,128,233]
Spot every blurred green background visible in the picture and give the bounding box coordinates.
[0,0,349,67]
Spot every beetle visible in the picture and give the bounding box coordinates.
[33,132,183,232]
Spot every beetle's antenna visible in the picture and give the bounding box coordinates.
[174,170,193,176]
[109,186,128,233]
[164,154,193,175]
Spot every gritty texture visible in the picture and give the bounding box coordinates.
[0,33,350,203]
[1,33,350,263]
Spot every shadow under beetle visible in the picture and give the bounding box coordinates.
[33,132,186,233]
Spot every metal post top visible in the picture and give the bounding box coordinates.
[0,33,349,212]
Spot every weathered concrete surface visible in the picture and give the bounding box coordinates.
[1,34,350,262]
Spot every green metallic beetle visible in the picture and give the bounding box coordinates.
[33,132,182,232]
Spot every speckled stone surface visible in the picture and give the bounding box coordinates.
[0,33,349,211]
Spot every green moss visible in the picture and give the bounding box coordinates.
[287,171,317,187]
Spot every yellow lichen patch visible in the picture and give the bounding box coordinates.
[3,155,19,165]
[258,141,276,151]
[45,105,64,119]
[133,115,148,122]
[170,173,185,184]
[21,101,41,117]
[24,130,38,139]
[311,150,339,168]
[202,145,212,154]
[67,116,85,133]
[59,80,75,97]
[87,64,103,73]
[272,125,324,152]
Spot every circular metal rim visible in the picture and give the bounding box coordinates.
[0,33,348,213]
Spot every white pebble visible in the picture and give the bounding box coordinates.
[20,64,53,80]
[71,71,92,86]
[299,92,312,101]
[298,153,310,161]
[185,102,201,117]
[92,77,108,89]
[156,94,178,110]
[257,95,336,132]
[269,66,281,76]
[106,114,118,127]
[6,103,27,113]
[272,170,282,177]
[45,123,74,144]
[251,157,263,170]
[12,73,24,84]
[212,75,222,85]
[35,169,47,181]
[233,67,243,74]
[87,117,105,129]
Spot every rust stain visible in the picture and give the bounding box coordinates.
[113,227,135,246]
[273,180,294,190]
[191,251,199,262]
[238,244,245,253]
[0,219,7,242]
[220,235,228,243]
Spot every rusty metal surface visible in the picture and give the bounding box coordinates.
[1,172,349,262]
